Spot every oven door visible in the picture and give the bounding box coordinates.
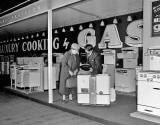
[138,80,160,108]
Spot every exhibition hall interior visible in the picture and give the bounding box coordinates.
[0,0,160,125]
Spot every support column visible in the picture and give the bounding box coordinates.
[48,9,53,103]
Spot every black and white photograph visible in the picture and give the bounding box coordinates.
[0,0,159,125]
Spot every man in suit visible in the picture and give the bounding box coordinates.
[84,44,102,75]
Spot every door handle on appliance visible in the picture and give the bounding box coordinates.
[144,109,153,112]
[153,88,160,90]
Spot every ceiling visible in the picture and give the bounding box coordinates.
[0,0,39,17]
[0,0,143,38]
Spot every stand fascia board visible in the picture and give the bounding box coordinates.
[0,0,82,28]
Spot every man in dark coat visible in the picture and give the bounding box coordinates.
[59,43,80,101]
[84,44,102,75]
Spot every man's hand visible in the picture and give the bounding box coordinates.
[89,67,93,72]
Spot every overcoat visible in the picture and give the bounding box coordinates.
[59,50,80,95]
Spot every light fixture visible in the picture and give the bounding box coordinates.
[127,15,132,22]
[113,18,118,24]
[79,25,83,30]
[31,35,34,38]
[70,26,74,31]
[36,33,39,37]
[26,35,29,39]
[89,23,93,28]
[100,20,105,26]
[62,28,66,32]
[14,38,16,41]
[54,30,58,34]
[42,32,45,36]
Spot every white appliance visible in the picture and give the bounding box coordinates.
[16,67,41,91]
[101,49,116,65]
[16,69,28,88]
[115,68,136,93]
[1,62,4,74]
[53,63,60,81]
[122,47,138,59]
[122,47,138,68]
[102,64,115,88]
[77,74,110,105]
[53,53,63,63]
[4,62,9,74]
[137,71,160,116]
[149,55,160,71]
[147,47,160,70]
[135,66,143,77]
[43,66,56,90]
[10,64,17,88]
[123,58,137,68]
[17,57,24,65]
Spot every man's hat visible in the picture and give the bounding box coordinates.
[71,43,80,51]
[84,44,93,51]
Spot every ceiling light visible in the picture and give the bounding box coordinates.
[113,18,118,24]
[127,15,132,22]
[54,30,58,34]
[26,35,29,39]
[14,38,16,41]
[70,26,74,31]
[100,20,105,26]
[42,32,45,36]
[89,23,93,28]
[62,28,66,32]
[79,25,83,30]
[36,33,39,37]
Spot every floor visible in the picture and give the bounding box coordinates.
[0,91,104,125]
[4,87,160,125]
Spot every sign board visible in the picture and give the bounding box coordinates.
[152,0,160,37]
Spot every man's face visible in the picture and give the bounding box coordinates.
[85,50,91,55]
